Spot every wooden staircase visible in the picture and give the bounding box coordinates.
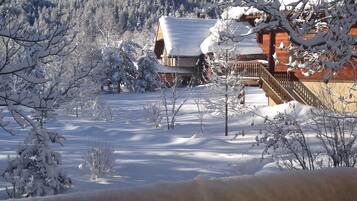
[231,62,324,107]
[274,73,325,107]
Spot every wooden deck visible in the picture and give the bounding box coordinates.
[231,62,324,108]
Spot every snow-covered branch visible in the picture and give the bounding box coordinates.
[242,0,357,78]
[161,78,191,130]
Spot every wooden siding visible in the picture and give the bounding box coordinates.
[154,40,164,59]
[177,57,197,67]
[260,27,357,81]
[156,24,164,41]
[154,24,165,59]
[161,55,198,67]
[159,73,176,86]
[259,34,270,55]
[302,81,357,112]
[351,26,357,35]
[161,48,176,66]
[275,32,290,72]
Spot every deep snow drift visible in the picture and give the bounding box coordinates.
[16,169,357,201]
[0,86,315,199]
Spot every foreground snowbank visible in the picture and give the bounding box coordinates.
[16,168,357,201]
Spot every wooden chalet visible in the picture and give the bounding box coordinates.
[154,16,215,84]
[154,16,266,84]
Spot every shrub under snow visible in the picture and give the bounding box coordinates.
[80,141,116,180]
[256,102,357,170]
[143,102,162,128]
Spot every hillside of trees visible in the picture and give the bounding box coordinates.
[23,0,221,46]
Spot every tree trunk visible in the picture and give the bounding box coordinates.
[117,81,121,93]
[225,49,228,136]
[108,82,112,92]
[75,105,79,118]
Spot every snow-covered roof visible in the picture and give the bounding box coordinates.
[159,16,217,57]
[201,21,263,55]
[221,6,262,20]
[159,16,263,57]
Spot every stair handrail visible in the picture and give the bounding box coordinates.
[230,62,324,107]
[230,62,295,102]
[258,65,295,102]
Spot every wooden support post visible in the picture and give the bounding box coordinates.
[268,31,276,75]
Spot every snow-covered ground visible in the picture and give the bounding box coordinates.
[0,86,309,199]
[18,168,357,201]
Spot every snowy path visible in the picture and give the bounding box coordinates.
[0,86,285,198]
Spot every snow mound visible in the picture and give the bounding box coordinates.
[200,21,263,55]
[19,168,357,201]
[254,101,312,119]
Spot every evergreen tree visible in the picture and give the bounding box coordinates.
[136,52,161,92]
